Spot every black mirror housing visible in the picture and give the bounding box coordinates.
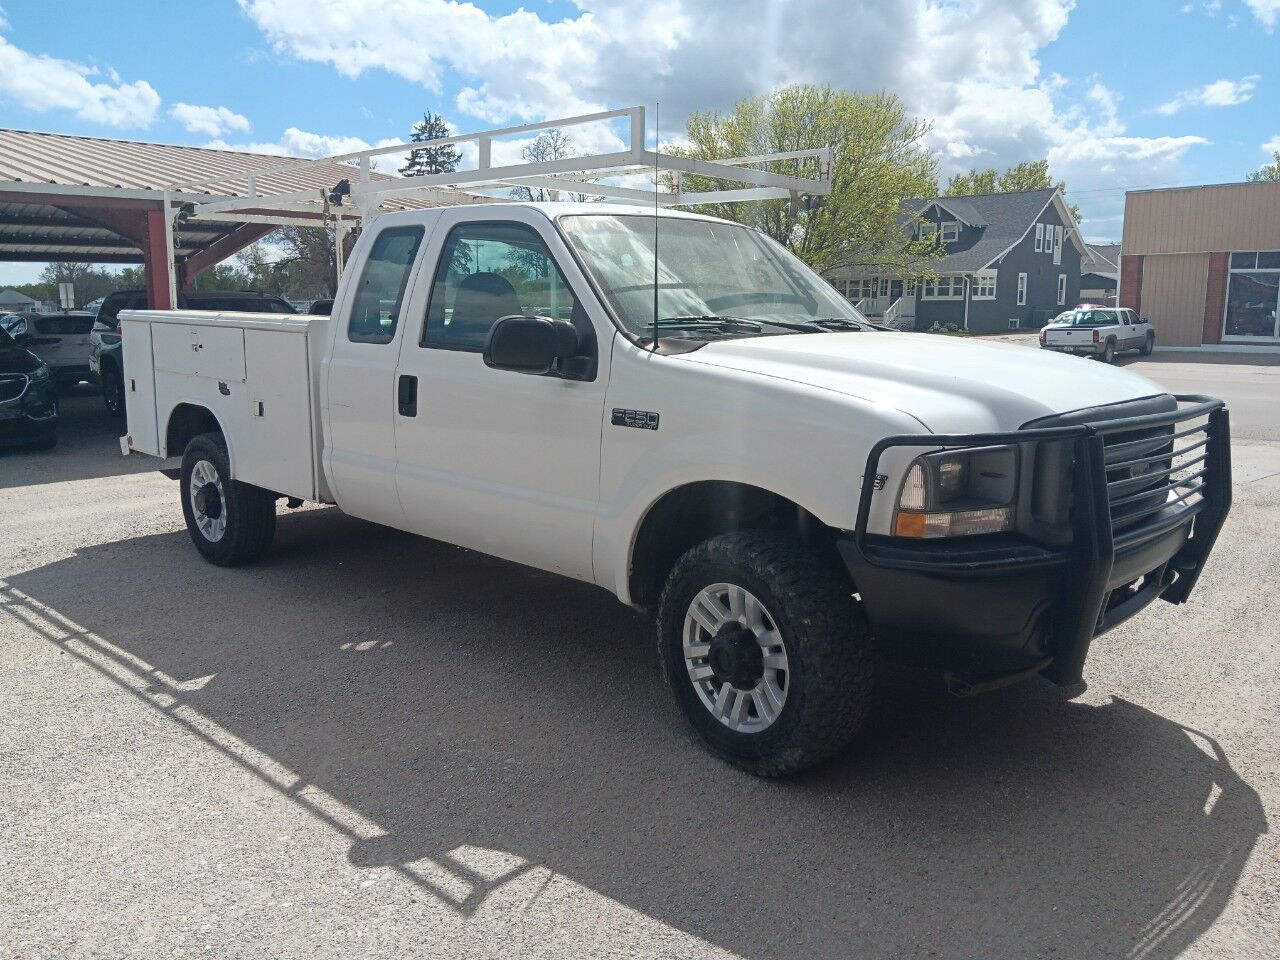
[483,315,580,375]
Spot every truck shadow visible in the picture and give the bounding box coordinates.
[5,508,1267,960]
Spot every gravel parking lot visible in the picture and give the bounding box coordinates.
[3,353,1277,959]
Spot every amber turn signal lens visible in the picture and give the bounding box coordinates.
[894,511,927,538]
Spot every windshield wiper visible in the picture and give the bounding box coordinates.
[810,318,867,331]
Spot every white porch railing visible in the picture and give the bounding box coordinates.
[884,297,916,330]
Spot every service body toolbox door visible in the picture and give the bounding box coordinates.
[119,315,160,455]
[391,208,608,582]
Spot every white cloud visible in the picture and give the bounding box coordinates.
[1244,0,1280,29]
[0,26,159,127]
[171,103,251,137]
[1263,134,1280,153]
[1156,75,1259,115]
[238,0,1213,226]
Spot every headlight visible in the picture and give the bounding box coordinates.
[893,445,1018,538]
[29,363,50,382]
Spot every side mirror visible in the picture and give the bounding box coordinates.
[483,315,580,375]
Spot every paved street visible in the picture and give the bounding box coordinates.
[2,358,1277,960]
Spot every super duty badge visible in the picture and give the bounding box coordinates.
[612,408,660,431]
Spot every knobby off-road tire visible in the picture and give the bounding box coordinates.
[180,432,276,566]
[658,531,873,777]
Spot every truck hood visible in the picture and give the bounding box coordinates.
[678,331,1166,433]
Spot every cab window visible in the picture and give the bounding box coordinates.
[422,221,589,353]
[347,226,425,344]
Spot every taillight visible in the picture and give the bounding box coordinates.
[1092,329,1100,343]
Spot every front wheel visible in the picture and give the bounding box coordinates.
[658,532,873,777]
[179,433,276,566]
[1140,333,1155,356]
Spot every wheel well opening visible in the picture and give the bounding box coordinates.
[628,481,845,613]
[166,404,222,458]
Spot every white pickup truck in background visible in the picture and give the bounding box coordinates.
[118,202,1231,776]
[1039,307,1155,362]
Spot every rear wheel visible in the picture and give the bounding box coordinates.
[102,364,125,418]
[658,531,873,777]
[179,433,276,566]
[1102,339,1116,363]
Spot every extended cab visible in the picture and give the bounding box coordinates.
[118,204,1231,776]
[1040,307,1155,362]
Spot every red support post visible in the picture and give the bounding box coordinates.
[143,207,174,310]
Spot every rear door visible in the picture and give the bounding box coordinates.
[322,219,433,529]
[390,208,609,582]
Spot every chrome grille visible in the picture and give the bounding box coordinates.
[1098,407,1214,548]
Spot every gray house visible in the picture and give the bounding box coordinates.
[827,188,1086,333]
[0,288,37,312]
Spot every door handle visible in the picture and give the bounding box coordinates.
[397,374,418,417]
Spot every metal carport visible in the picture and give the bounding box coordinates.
[0,128,472,309]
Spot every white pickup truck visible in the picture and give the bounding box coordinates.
[1039,307,1155,362]
[119,203,1231,776]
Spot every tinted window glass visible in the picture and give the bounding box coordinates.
[423,221,584,352]
[1230,252,1257,270]
[35,315,96,335]
[348,226,424,344]
[1257,251,1280,270]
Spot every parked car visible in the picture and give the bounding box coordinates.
[91,290,297,416]
[119,203,1230,777]
[0,324,58,449]
[1039,307,1154,363]
[2,311,98,388]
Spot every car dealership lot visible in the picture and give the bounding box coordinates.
[2,366,1277,959]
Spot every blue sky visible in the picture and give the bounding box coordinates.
[1,0,1277,284]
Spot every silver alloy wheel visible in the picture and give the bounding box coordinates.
[189,459,228,543]
[683,583,789,733]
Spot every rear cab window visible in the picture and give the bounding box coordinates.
[347,226,425,344]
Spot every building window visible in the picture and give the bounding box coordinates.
[1224,251,1280,339]
[1034,224,1044,253]
[971,270,997,299]
[922,275,965,299]
[919,222,937,241]
[1008,318,1020,330]
[1053,225,1063,265]
[1016,272,1027,306]
[940,221,959,243]
[1057,273,1067,306]
[905,279,918,296]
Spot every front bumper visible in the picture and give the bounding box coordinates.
[838,396,1231,687]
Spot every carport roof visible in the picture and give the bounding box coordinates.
[0,128,471,264]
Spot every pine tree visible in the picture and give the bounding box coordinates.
[400,112,461,177]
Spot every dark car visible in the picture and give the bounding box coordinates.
[0,325,58,450]
[91,290,297,416]
[2,311,98,388]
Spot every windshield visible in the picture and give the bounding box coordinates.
[558,214,868,340]
[1057,309,1117,327]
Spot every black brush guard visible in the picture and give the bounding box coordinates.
[843,396,1231,687]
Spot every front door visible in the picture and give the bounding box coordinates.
[391,209,609,582]
[323,220,433,527]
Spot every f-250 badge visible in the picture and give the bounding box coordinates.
[612,408,660,431]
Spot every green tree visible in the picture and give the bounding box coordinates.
[1246,151,1280,182]
[673,85,939,276]
[946,159,1082,222]
[400,112,461,177]
[508,129,592,204]
[34,262,122,305]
